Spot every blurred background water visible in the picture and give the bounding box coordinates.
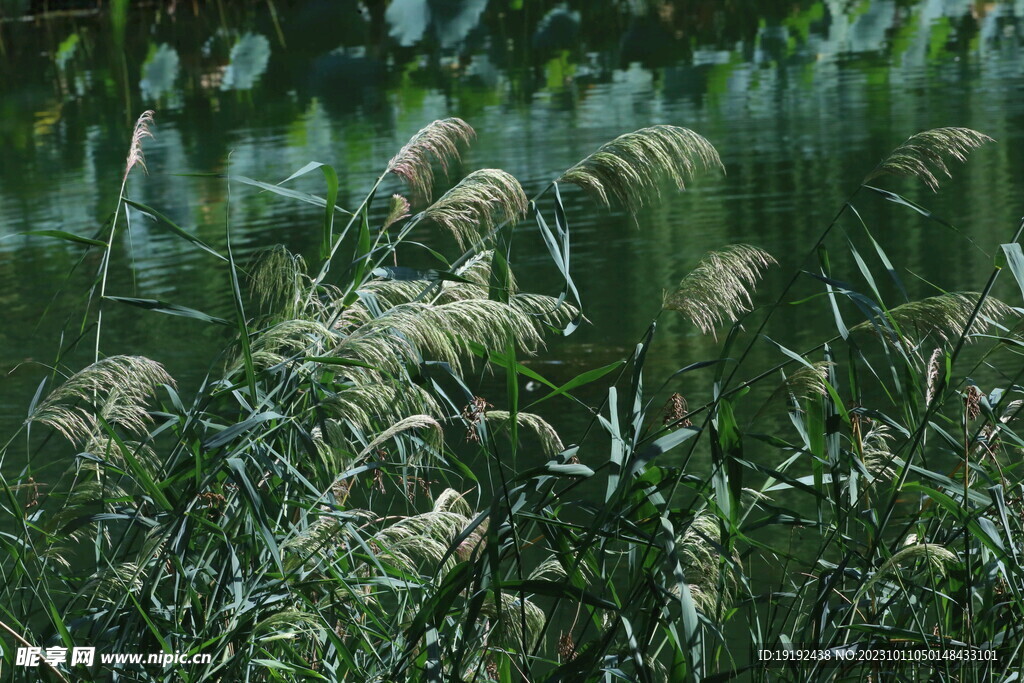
[2,0,1024,457]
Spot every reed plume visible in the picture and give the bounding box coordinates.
[374,508,473,572]
[484,410,565,456]
[560,125,722,213]
[678,513,738,616]
[123,110,155,182]
[860,422,896,483]
[925,348,944,404]
[355,414,442,460]
[386,118,475,200]
[782,361,833,400]
[754,361,834,421]
[383,194,411,230]
[861,543,957,595]
[851,292,1013,347]
[663,244,776,335]
[479,591,546,651]
[29,356,173,444]
[419,169,528,248]
[865,127,993,191]
[336,299,546,376]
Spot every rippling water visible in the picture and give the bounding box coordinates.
[2,0,1024,448]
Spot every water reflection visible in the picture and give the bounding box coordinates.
[2,0,1024,445]
[221,33,271,91]
[140,43,180,101]
[387,0,489,48]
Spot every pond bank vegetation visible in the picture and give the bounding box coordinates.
[1,114,1022,681]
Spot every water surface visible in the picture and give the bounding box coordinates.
[2,0,1024,455]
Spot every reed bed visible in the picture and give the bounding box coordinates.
[0,118,1021,681]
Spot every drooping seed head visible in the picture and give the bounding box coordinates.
[663,244,776,336]
[560,125,723,213]
[865,127,993,192]
[123,110,156,182]
[386,118,475,201]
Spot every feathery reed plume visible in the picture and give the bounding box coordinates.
[254,610,322,639]
[355,414,442,460]
[284,508,376,565]
[860,422,896,483]
[250,246,308,319]
[851,292,1013,347]
[283,515,342,564]
[239,319,335,373]
[755,361,834,421]
[82,562,144,602]
[431,488,488,561]
[374,507,473,572]
[433,488,474,517]
[329,383,441,444]
[677,513,738,616]
[419,169,528,248]
[560,125,722,213]
[479,591,546,650]
[484,410,564,456]
[510,292,579,331]
[663,244,776,335]
[96,111,157,363]
[386,118,475,200]
[336,299,545,377]
[29,356,173,444]
[123,110,155,182]
[865,127,993,191]
[782,361,833,400]
[382,194,411,230]
[861,543,957,595]
[925,348,943,404]
[529,556,569,582]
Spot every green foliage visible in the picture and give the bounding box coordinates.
[3,119,1024,683]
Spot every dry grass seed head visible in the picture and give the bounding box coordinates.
[82,562,145,602]
[783,361,834,401]
[479,591,546,651]
[861,422,896,483]
[433,488,475,517]
[374,508,473,572]
[354,414,442,461]
[925,348,944,404]
[328,383,441,449]
[335,298,545,377]
[124,110,155,181]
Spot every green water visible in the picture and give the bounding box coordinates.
[2,0,1024,452]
